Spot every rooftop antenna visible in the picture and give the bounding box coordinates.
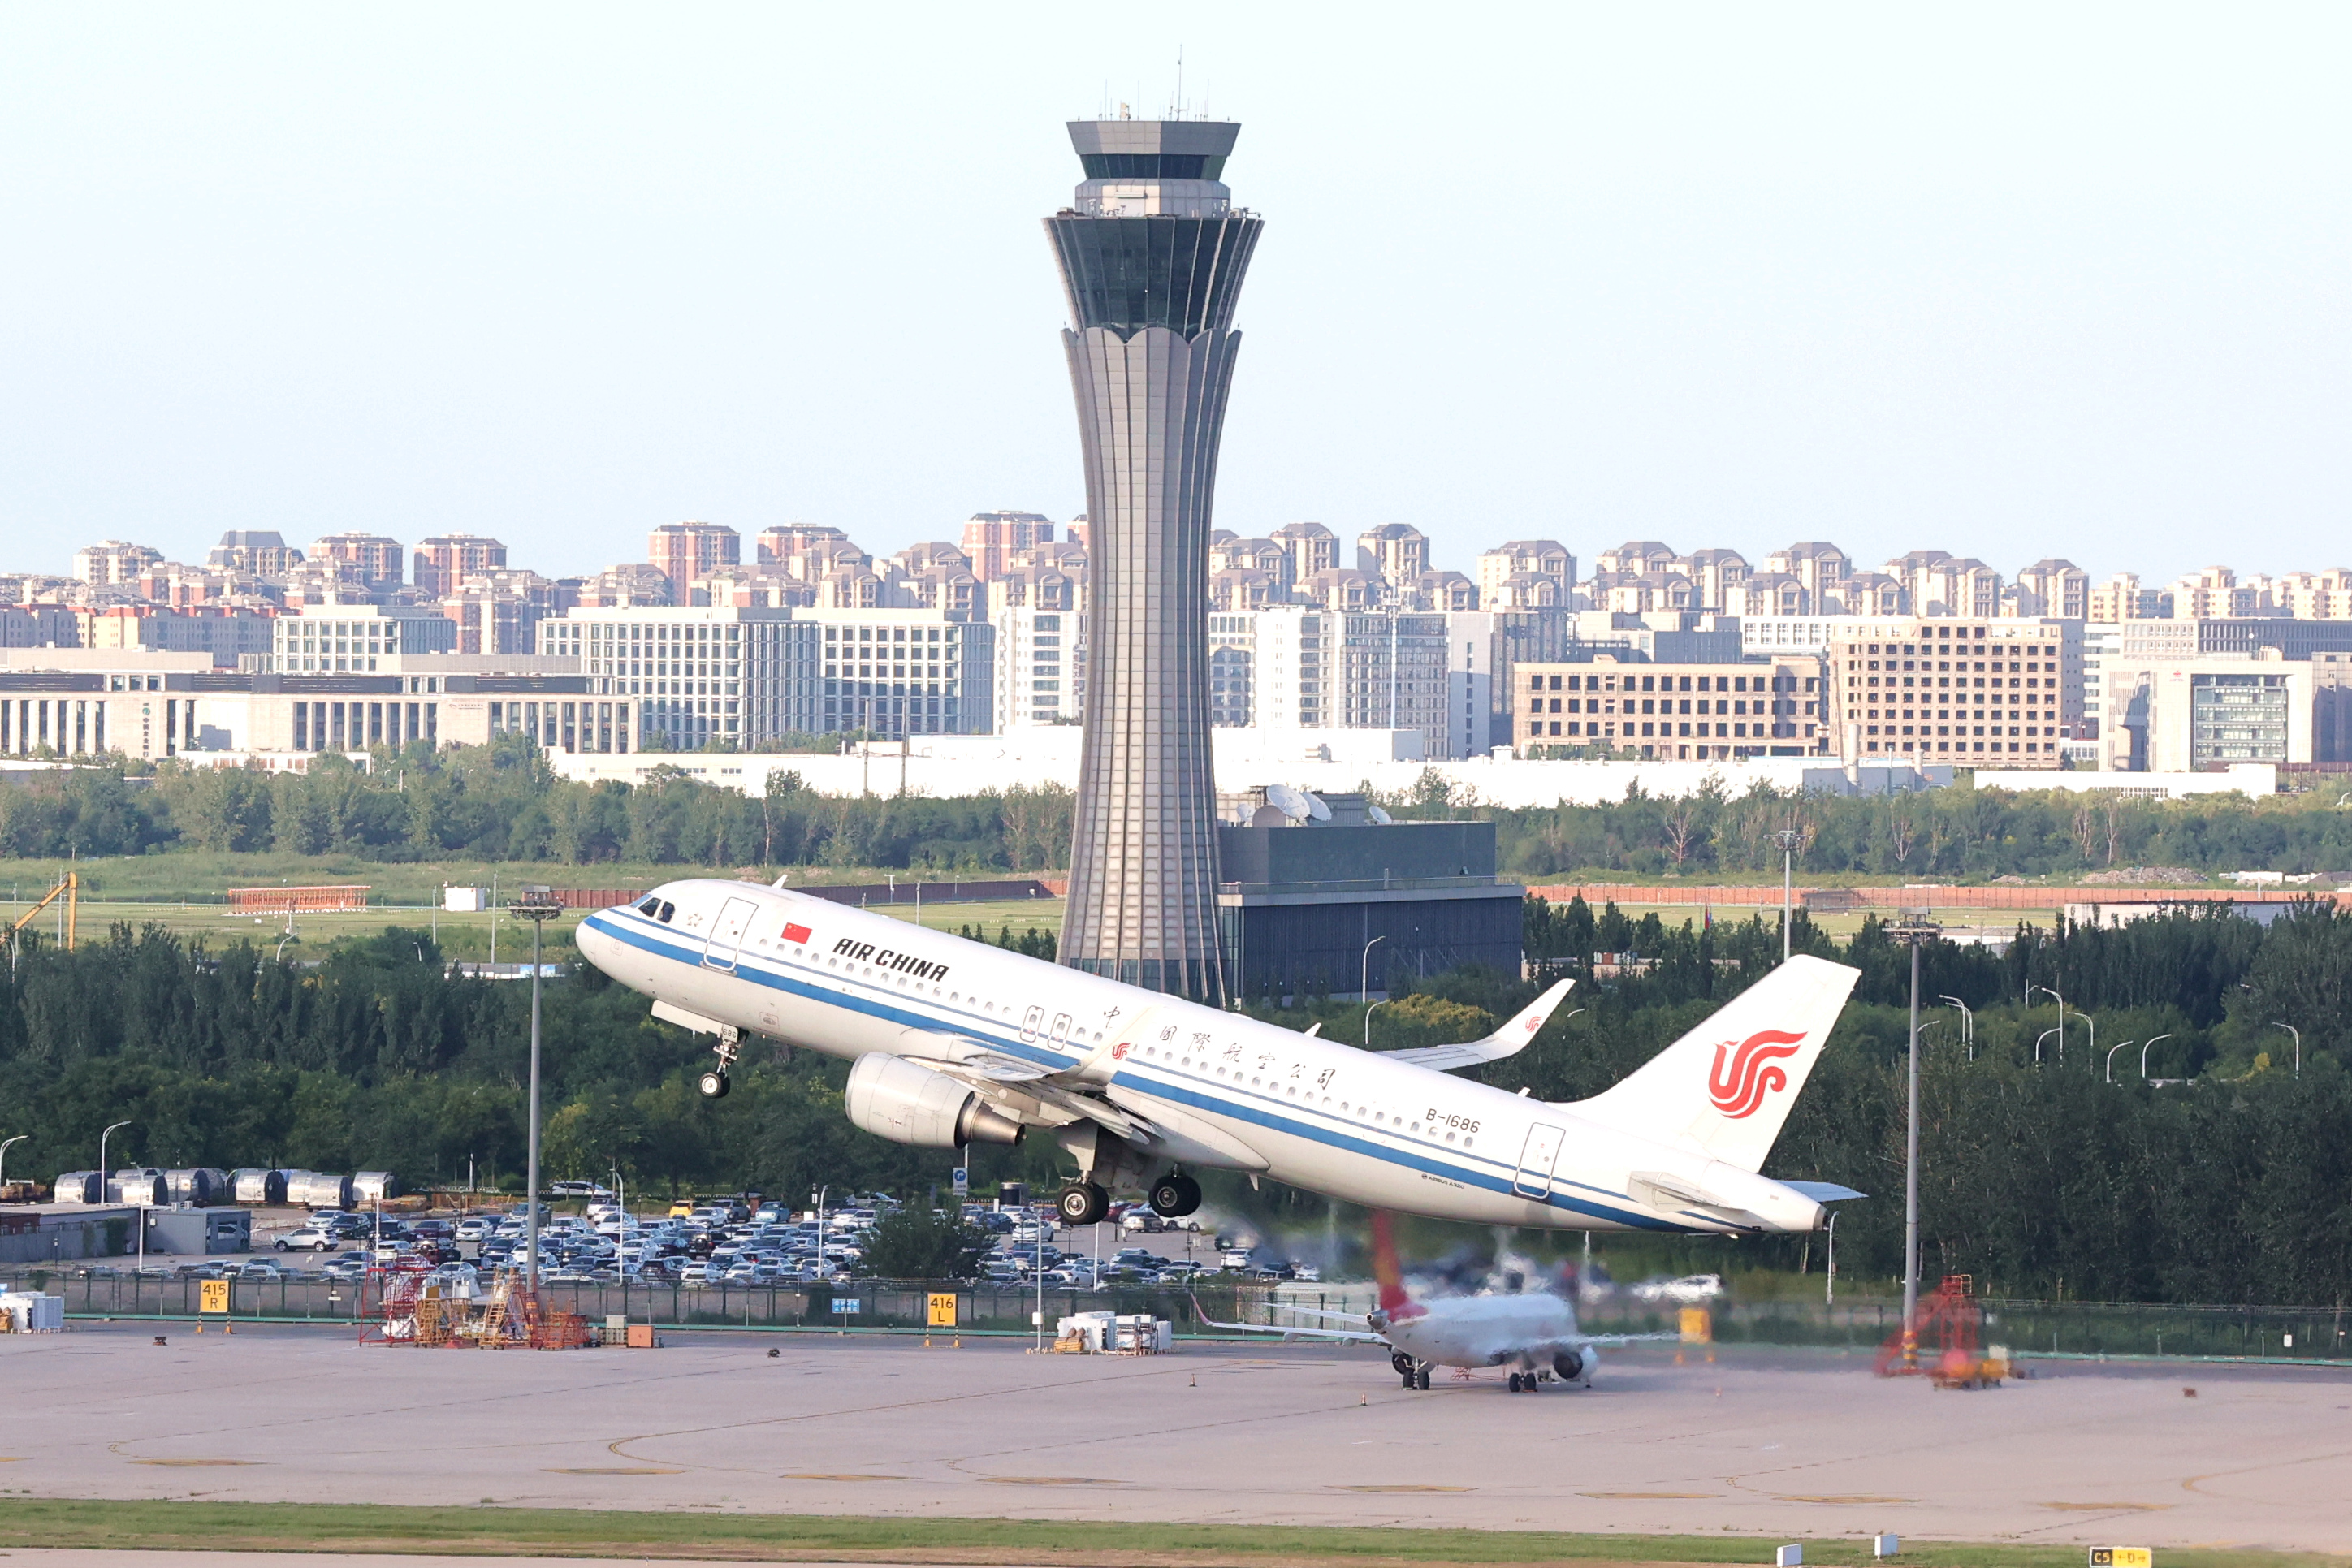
[1175,45,1184,119]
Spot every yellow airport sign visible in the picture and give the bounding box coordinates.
[927,1293,958,1328]
[2090,1551,2152,1568]
[198,1280,229,1315]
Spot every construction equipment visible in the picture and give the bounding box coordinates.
[7,870,77,957]
[1875,1275,2008,1388]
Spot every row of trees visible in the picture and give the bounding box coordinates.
[6,745,2352,878]
[0,742,1075,872]
[5,897,2350,1302]
[1382,767,2352,879]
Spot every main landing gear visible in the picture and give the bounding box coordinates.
[696,1026,743,1099]
[1394,1353,1431,1390]
[1148,1172,1202,1218]
[1056,1181,1109,1227]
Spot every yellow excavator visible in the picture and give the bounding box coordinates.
[8,870,78,953]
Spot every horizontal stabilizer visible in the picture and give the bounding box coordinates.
[1378,978,1575,1073]
[1781,1180,1867,1203]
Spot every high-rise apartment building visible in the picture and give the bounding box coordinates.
[960,512,1057,581]
[1047,117,1261,1000]
[309,533,406,588]
[413,534,508,597]
[1515,653,1829,759]
[206,532,305,577]
[74,541,164,585]
[647,522,741,600]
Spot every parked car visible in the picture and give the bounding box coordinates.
[275,1227,339,1252]
[1627,1273,1725,1305]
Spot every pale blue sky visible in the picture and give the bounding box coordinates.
[2,3,2346,585]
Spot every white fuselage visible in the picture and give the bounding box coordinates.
[577,879,1824,1234]
[1384,1294,1586,1371]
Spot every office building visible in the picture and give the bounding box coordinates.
[1516,652,1829,758]
[993,603,1083,729]
[1827,617,2081,766]
[1047,116,1262,1000]
[251,605,457,672]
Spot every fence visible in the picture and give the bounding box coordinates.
[6,1270,2346,1361]
[1526,883,2337,913]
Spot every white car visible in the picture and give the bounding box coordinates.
[275,1228,339,1252]
[1627,1272,1725,1304]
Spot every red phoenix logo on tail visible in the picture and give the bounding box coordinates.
[1707,1030,1807,1119]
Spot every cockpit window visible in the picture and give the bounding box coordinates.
[658,901,676,924]
[637,898,661,916]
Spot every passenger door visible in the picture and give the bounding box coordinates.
[701,896,757,972]
[1512,1122,1565,1198]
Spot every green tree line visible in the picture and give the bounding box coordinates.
[0,740,1073,872]
[6,896,2350,1305]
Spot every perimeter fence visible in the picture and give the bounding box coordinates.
[5,1268,2346,1361]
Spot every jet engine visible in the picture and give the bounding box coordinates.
[845,1053,1025,1148]
[1553,1348,1593,1382]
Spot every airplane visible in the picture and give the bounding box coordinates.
[575,879,1864,1235]
[1191,1212,1675,1392]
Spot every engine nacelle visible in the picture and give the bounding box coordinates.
[845,1053,1024,1149]
[1554,1347,1594,1382]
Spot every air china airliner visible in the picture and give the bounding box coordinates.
[576,879,1864,1233]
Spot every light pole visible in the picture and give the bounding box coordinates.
[2141,1033,2171,1081]
[0,1134,24,1190]
[97,1121,131,1183]
[2272,1022,2300,1079]
[506,887,564,1296]
[2034,1027,2060,1065]
[2030,984,2067,1065]
[1364,998,1390,1050]
[1938,995,1974,1060]
[1883,910,1939,1367]
[1360,934,1386,1005]
[1774,828,1803,963]
[2031,986,2088,1067]
[2106,1040,2131,1084]
[1824,1208,1838,1307]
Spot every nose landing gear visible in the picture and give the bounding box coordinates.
[695,1026,743,1099]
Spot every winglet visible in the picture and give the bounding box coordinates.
[1374,978,1575,1073]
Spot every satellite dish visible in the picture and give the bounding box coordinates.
[1264,784,1315,821]
[1301,791,1333,822]
[1368,805,1394,825]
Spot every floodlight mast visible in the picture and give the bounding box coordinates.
[1882,910,1940,1369]
[506,887,565,1296]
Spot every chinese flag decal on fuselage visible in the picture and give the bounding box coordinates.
[782,922,812,944]
[1706,1030,1806,1119]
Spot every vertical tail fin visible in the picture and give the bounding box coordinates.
[1369,1211,1417,1320]
[1569,954,1860,1173]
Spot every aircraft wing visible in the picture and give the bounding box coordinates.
[896,1029,1056,1083]
[1376,978,1574,1073]
[1189,1292,1387,1345]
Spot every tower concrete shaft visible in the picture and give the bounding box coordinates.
[1046,119,1262,1000]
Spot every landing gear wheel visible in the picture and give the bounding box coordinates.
[697,1070,731,1099]
[1057,1181,1109,1227]
[1508,1372,1524,1393]
[1415,1366,1432,1390]
[698,1026,742,1101]
[1400,1370,1416,1389]
[1390,1351,1416,1377]
[1148,1173,1202,1217]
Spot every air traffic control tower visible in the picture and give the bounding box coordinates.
[1047,118,1262,1000]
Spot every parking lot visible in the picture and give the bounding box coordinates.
[41,1194,1273,1298]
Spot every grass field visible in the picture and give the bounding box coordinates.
[0,1499,2332,1568]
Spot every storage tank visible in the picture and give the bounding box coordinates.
[162,1169,220,1206]
[228,1168,289,1205]
[351,1171,400,1203]
[288,1172,354,1210]
[108,1172,168,1206]
[52,1171,100,1204]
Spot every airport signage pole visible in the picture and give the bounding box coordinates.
[507,888,564,1297]
[1883,912,1939,1367]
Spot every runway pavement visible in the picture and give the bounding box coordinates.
[2,1323,2346,1553]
